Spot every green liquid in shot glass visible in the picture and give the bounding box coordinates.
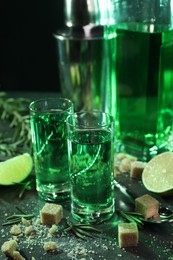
[31,110,70,201]
[68,129,115,223]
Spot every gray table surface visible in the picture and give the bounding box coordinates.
[0,92,173,260]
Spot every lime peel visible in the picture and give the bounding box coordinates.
[0,153,33,186]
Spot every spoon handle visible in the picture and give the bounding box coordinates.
[114,179,135,204]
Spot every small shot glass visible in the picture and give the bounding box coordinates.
[66,111,115,223]
[29,97,74,202]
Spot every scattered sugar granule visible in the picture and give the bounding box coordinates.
[13,250,25,260]
[67,246,87,258]
[1,228,6,238]
[43,241,58,252]
[49,224,59,234]
[1,239,17,257]
[34,218,41,225]
[22,217,31,226]
[24,225,33,236]
[40,203,63,226]
[102,244,108,250]
[10,225,22,236]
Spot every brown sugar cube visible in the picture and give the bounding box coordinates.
[130,161,146,179]
[40,203,63,226]
[114,165,120,177]
[151,214,161,221]
[119,156,137,173]
[118,222,139,248]
[135,194,159,219]
[115,153,128,161]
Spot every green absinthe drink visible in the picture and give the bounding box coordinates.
[68,129,115,223]
[107,23,173,160]
[30,98,73,202]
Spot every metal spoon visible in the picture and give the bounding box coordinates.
[114,180,173,224]
[158,207,173,219]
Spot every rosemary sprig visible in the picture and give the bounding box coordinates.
[0,92,31,156]
[14,179,35,199]
[2,206,34,226]
[117,209,145,228]
[0,135,24,157]
[64,221,102,239]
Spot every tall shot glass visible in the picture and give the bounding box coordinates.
[66,111,115,223]
[29,98,74,202]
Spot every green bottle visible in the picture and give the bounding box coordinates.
[106,23,173,160]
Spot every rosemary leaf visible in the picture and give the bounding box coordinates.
[2,207,34,226]
[74,225,101,232]
[74,227,97,238]
[64,221,101,239]
[120,210,135,222]
[14,180,35,199]
[0,92,32,156]
[118,210,144,228]
[15,206,26,214]
[6,214,34,220]
[2,219,22,226]
[71,228,87,240]
[64,226,72,232]
[124,211,144,217]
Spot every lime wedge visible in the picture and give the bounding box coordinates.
[0,153,33,185]
[142,152,173,196]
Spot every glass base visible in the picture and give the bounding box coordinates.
[36,181,70,202]
[71,199,115,224]
[114,139,169,162]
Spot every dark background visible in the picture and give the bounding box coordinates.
[0,0,65,92]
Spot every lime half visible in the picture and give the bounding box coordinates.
[0,153,33,185]
[142,152,173,196]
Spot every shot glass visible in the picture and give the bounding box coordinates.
[66,111,115,223]
[29,97,74,202]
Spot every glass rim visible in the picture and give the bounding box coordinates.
[29,97,73,113]
[54,33,104,41]
[66,111,114,129]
